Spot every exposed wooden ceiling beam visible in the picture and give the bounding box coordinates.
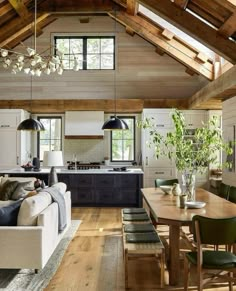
[139,0,236,63]
[126,0,138,15]
[108,10,214,80]
[0,13,51,47]
[7,0,31,18]
[218,12,236,37]
[0,99,145,113]
[38,0,112,13]
[173,0,189,9]
[188,65,236,109]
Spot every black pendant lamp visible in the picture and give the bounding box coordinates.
[17,75,45,131]
[102,5,129,131]
[17,117,45,131]
[102,116,128,130]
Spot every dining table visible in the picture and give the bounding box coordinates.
[141,187,236,286]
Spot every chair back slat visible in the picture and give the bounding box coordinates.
[218,182,230,199]
[192,215,236,245]
[228,186,236,204]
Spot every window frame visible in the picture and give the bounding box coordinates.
[110,116,136,163]
[37,116,63,161]
[54,36,115,70]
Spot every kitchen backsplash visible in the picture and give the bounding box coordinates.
[64,139,106,163]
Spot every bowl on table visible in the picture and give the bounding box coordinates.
[160,185,173,195]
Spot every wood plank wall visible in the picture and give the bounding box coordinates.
[0,15,208,111]
[222,96,236,187]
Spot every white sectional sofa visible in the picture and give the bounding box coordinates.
[0,177,71,272]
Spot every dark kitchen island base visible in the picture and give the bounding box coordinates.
[2,170,143,207]
[59,173,143,207]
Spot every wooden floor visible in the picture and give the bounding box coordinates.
[44,208,233,291]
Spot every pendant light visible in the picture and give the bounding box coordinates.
[17,1,45,131]
[17,75,45,131]
[102,6,129,131]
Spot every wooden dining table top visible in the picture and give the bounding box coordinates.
[141,187,236,224]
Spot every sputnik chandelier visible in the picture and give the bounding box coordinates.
[0,0,64,77]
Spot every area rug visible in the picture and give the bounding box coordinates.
[0,220,81,291]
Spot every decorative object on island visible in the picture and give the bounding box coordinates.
[17,75,45,131]
[139,109,232,201]
[0,0,64,76]
[43,151,64,186]
[104,156,110,166]
[102,5,128,131]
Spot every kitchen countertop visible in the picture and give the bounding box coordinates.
[0,168,144,175]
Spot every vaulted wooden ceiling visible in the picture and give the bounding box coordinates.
[0,0,235,110]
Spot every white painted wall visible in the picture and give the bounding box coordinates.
[222,97,236,186]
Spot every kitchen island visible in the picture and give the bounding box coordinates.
[0,168,144,207]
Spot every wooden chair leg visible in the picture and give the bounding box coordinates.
[159,251,165,288]
[124,249,128,289]
[184,256,190,291]
[197,264,203,291]
[229,271,233,291]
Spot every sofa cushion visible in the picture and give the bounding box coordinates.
[11,181,32,200]
[0,200,22,226]
[0,180,19,201]
[17,192,52,226]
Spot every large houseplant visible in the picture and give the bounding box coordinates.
[139,109,232,200]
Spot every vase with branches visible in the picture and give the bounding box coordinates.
[139,109,232,200]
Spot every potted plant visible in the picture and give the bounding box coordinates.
[139,109,232,200]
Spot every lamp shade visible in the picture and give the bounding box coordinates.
[102,116,129,130]
[43,151,64,167]
[17,117,45,131]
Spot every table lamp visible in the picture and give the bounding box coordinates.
[43,151,63,186]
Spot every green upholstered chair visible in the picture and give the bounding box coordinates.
[228,186,236,204]
[184,215,236,291]
[155,178,178,188]
[218,182,230,200]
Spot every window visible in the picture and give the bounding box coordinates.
[111,117,135,162]
[54,36,115,70]
[37,117,62,160]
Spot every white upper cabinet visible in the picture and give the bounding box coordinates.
[0,109,30,169]
[181,110,207,128]
[142,109,173,129]
[65,111,104,137]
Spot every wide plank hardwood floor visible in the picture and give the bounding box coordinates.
[44,208,233,291]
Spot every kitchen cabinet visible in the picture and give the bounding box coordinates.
[182,110,206,129]
[142,109,176,187]
[65,111,104,138]
[1,170,144,207]
[142,109,209,188]
[0,109,31,169]
[59,173,143,207]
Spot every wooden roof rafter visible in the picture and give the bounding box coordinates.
[109,6,214,80]
[137,0,236,64]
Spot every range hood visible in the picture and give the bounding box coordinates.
[65,111,104,139]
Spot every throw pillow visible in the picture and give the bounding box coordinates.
[0,200,22,226]
[0,180,19,201]
[11,181,32,200]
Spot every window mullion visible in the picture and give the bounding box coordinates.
[83,37,87,70]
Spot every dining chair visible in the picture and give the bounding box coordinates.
[184,215,236,291]
[155,178,178,187]
[228,186,236,204]
[218,182,230,200]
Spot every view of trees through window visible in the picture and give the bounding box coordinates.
[54,36,115,70]
[37,117,62,160]
[111,117,135,162]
